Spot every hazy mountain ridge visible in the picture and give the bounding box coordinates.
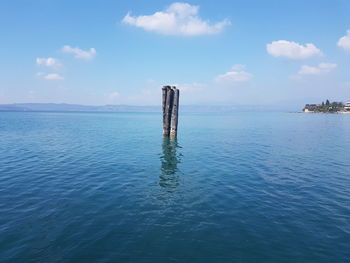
[0,103,161,112]
[0,103,292,112]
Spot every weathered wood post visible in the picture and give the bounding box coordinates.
[162,86,179,137]
[163,86,173,136]
[170,87,179,137]
[162,86,169,136]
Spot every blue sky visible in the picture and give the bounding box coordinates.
[0,0,350,108]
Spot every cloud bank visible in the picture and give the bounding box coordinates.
[62,45,96,60]
[267,40,322,59]
[215,65,253,85]
[298,62,337,75]
[122,2,230,36]
[36,57,61,69]
[37,72,64,80]
[337,30,350,51]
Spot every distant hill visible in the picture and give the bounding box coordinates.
[0,103,161,112]
[0,103,291,112]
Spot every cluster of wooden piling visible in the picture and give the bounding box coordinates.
[162,86,179,137]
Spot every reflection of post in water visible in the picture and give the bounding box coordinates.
[160,137,182,190]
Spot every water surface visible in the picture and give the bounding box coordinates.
[0,111,349,262]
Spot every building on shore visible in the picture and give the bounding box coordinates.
[345,101,350,111]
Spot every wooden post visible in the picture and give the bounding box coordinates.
[162,86,168,136]
[170,87,179,137]
[163,86,173,136]
[162,85,179,137]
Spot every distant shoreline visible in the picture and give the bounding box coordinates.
[303,100,350,114]
[0,103,296,113]
[303,111,350,114]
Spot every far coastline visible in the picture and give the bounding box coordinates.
[303,99,350,114]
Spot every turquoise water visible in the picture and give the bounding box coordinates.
[0,111,350,262]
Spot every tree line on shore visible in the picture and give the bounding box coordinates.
[303,100,345,113]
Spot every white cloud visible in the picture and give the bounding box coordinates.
[337,30,350,51]
[36,72,64,80]
[36,57,61,69]
[267,40,322,59]
[122,2,230,36]
[62,45,96,60]
[45,73,63,80]
[298,65,321,75]
[215,67,253,84]
[298,62,337,75]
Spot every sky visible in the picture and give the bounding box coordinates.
[0,0,350,108]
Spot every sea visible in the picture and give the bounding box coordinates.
[0,111,349,262]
